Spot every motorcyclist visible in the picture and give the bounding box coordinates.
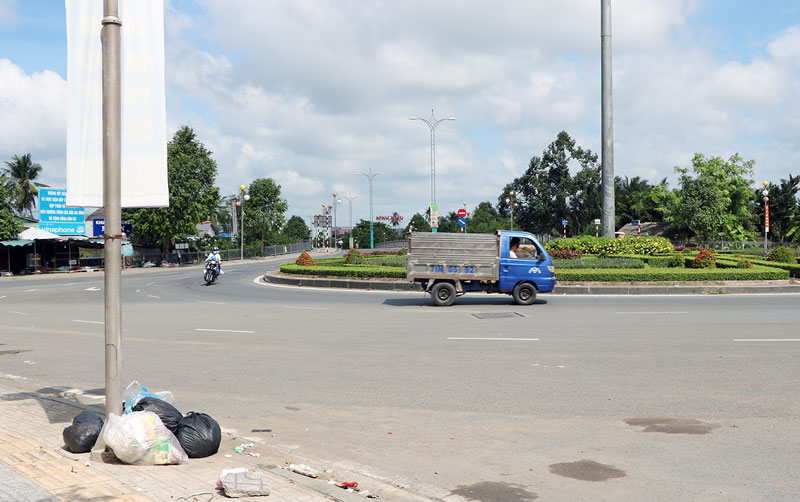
[206,246,222,276]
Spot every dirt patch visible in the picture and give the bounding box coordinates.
[548,460,626,482]
[450,481,537,501]
[625,418,719,435]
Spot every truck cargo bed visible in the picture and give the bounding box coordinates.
[407,233,499,282]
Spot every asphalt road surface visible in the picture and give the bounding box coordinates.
[1,257,798,501]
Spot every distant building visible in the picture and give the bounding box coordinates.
[617,222,670,237]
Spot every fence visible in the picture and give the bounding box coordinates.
[133,241,311,267]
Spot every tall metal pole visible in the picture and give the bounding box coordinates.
[332,193,338,248]
[601,0,615,237]
[356,169,383,248]
[344,192,358,248]
[101,0,122,424]
[240,185,248,262]
[410,110,455,213]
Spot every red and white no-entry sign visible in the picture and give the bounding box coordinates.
[457,208,467,218]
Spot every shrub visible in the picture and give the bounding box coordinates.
[295,251,316,266]
[767,246,797,264]
[548,249,584,260]
[365,254,407,267]
[734,254,753,269]
[545,236,673,256]
[692,249,717,269]
[344,248,366,265]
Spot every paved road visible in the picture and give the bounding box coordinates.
[1,259,799,501]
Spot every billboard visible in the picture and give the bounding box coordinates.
[38,188,86,235]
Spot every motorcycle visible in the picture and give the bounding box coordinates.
[204,259,220,285]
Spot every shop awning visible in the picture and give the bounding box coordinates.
[0,239,33,247]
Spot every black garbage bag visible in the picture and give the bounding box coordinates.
[175,412,221,458]
[132,397,183,433]
[63,410,104,453]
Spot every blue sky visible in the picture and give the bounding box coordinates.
[2,0,800,226]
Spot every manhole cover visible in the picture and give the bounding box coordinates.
[471,312,524,319]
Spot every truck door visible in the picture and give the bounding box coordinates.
[499,235,548,292]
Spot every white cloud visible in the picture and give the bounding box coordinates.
[0,0,19,27]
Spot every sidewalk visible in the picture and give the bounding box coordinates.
[0,383,342,501]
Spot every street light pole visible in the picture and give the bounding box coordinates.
[356,168,383,248]
[344,192,358,248]
[239,185,250,262]
[762,181,770,253]
[505,191,516,230]
[410,109,455,229]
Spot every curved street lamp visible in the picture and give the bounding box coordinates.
[410,109,455,216]
[239,184,250,262]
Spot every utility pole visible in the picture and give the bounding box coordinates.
[410,109,455,232]
[601,0,615,237]
[356,168,383,248]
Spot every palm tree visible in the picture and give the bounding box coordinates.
[391,211,401,236]
[1,154,48,218]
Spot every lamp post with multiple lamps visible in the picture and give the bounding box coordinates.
[762,180,770,253]
[237,184,250,262]
[332,192,342,248]
[410,109,455,232]
[356,168,383,248]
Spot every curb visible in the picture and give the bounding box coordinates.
[265,272,800,295]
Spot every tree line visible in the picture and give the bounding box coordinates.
[4,128,800,246]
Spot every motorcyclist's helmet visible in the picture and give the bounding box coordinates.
[212,247,219,252]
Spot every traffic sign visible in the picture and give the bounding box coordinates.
[562,219,568,226]
[594,219,601,225]
[632,220,640,226]
[457,217,466,227]
[457,208,467,218]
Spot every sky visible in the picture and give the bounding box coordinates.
[2,0,800,228]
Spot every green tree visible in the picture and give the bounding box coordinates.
[284,215,310,241]
[404,212,431,233]
[674,153,756,241]
[467,201,504,234]
[501,131,600,235]
[243,178,288,249]
[1,153,48,217]
[0,185,22,240]
[123,126,220,257]
[352,219,395,248]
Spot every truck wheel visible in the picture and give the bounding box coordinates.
[431,282,456,307]
[512,282,536,305]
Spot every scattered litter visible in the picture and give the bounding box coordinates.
[233,442,254,453]
[23,360,35,365]
[63,410,104,454]
[218,469,270,498]
[123,380,174,414]
[224,454,233,458]
[288,463,322,478]
[250,429,272,433]
[387,432,392,435]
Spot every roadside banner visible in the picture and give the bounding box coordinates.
[65,0,168,208]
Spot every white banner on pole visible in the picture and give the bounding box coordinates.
[65,0,168,208]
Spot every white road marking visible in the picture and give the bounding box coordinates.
[198,301,227,305]
[615,311,688,314]
[0,372,31,382]
[447,337,539,341]
[0,296,5,299]
[146,282,155,286]
[734,339,800,342]
[64,282,79,286]
[24,289,38,292]
[85,287,101,291]
[147,295,162,299]
[194,328,255,334]
[72,319,104,325]
[282,306,329,310]
[9,311,28,315]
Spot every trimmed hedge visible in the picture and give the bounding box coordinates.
[555,266,789,282]
[280,263,406,279]
[546,236,673,255]
[743,258,800,278]
[365,255,407,267]
[554,257,645,269]
[605,253,684,268]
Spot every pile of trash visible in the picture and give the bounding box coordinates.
[62,381,221,465]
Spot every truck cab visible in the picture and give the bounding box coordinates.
[498,231,556,296]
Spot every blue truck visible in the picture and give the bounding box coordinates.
[406,230,556,306]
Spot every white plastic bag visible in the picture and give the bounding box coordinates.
[123,380,174,414]
[104,412,188,465]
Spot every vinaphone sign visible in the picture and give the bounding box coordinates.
[376,215,403,222]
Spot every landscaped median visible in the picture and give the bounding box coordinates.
[554,266,788,282]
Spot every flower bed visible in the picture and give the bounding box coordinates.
[555,266,788,282]
[279,263,405,279]
[553,257,645,269]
